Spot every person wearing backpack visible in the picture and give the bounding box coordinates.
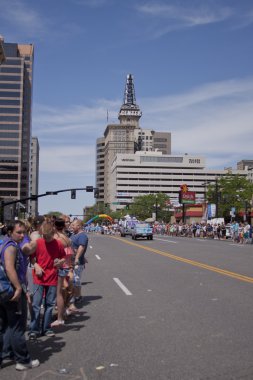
[0,220,40,371]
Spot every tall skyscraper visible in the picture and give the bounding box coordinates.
[0,37,34,212]
[0,36,5,65]
[96,74,172,204]
[29,137,39,216]
[101,74,142,204]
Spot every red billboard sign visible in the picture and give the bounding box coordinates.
[180,191,196,204]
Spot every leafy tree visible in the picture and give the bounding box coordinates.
[206,174,253,221]
[129,193,172,222]
[46,211,62,218]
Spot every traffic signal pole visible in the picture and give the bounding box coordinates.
[0,186,98,223]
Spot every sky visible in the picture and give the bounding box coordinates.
[0,0,253,216]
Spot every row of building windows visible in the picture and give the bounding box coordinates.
[0,124,20,130]
[0,91,21,97]
[0,132,19,138]
[0,83,21,89]
[0,108,21,114]
[0,75,21,82]
[0,148,19,154]
[0,99,21,106]
[0,190,18,196]
[140,156,183,163]
[0,182,18,188]
[0,164,18,171]
[0,116,19,122]
[5,59,22,65]
[117,170,213,175]
[117,178,211,182]
[0,140,19,147]
[0,67,22,74]
[154,144,168,149]
[0,173,18,179]
[153,138,168,142]
[117,184,205,188]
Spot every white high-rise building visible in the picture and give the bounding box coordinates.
[96,74,171,203]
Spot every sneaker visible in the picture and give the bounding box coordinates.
[45,330,55,337]
[75,296,82,304]
[16,359,40,371]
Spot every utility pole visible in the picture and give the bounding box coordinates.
[215,178,219,218]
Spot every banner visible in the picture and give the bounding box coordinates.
[207,204,216,219]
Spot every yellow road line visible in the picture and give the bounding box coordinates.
[111,236,253,285]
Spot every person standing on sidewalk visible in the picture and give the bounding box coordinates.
[69,220,88,310]
[29,221,65,339]
[0,220,40,371]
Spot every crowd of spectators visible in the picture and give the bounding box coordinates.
[85,219,253,245]
[152,221,252,244]
[0,215,88,371]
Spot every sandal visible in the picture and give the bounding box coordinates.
[51,319,65,327]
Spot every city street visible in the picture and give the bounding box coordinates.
[1,234,253,379]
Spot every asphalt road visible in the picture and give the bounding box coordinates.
[1,234,253,380]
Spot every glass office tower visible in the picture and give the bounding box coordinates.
[0,38,34,211]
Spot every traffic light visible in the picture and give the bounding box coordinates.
[86,186,93,192]
[94,188,99,198]
[71,190,76,199]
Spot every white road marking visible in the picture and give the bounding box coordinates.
[154,238,178,244]
[113,278,132,295]
[229,244,244,247]
[95,255,101,260]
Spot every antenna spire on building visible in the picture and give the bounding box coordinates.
[118,73,142,125]
[124,74,136,105]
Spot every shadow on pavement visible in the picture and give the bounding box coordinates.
[27,336,65,365]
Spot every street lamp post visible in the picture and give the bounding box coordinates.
[153,195,160,221]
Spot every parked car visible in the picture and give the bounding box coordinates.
[132,223,153,240]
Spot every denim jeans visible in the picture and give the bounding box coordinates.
[29,284,57,335]
[73,265,84,287]
[0,292,31,364]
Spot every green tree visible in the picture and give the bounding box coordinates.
[46,211,62,218]
[207,174,253,221]
[130,193,172,222]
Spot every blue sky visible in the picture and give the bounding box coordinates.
[1,0,253,216]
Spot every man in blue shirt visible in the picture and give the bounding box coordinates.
[70,220,88,307]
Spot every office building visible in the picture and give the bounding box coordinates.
[96,136,105,202]
[133,129,171,154]
[29,137,39,216]
[96,74,172,203]
[0,37,34,212]
[0,36,5,65]
[109,150,247,211]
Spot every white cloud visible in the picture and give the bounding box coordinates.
[137,3,232,25]
[33,76,253,179]
[0,0,85,41]
[134,2,253,38]
[141,77,253,168]
[74,0,110,7]
[39,146,95,173]
[0,0,48,39]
